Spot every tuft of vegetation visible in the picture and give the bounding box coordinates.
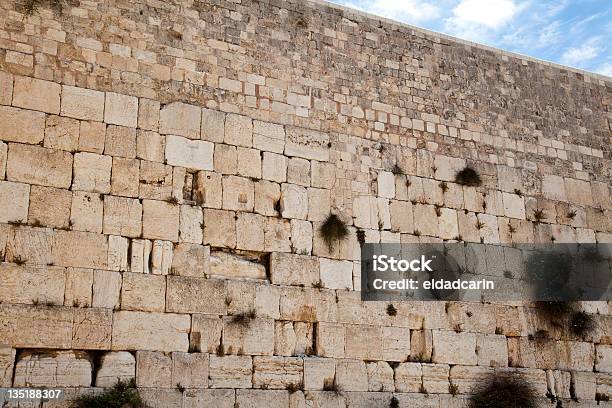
[569,311,596,337]
[165,196,179,205]
[176,383,185,393]
[286,382,303,394]
[596,392,610,403]
[413,229,421,237]
[469,374,538,408]
[566,210,577,220]
[24,0,65,15]
[514,189,523,197]
[449,383,459,396]
[323,378,340,393]
[439,181,449,193]
[356,229,366,246]
[13,256,27,266]
[434,204,442,217]
[535,302,597,339]
[532,209,545,223]
[508,224,517,234]
[386,304,397,316]
[455,167,482,187]
[312,280,324,289]
[319,214,349,252]
[391,164,404,175]
[231,309,257,326]
[475,220,485,230]
[74,378,143,408]
[216,344,225,357]
[390,396,400,408]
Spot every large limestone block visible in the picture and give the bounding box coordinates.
[253,120,285,153]
[596,345,612,373]
[105,124,137,158]
[203,209,236,248]
[209,355,252,388]
[236,390,289,408]
[137,130,165,162]
[73,152,112,193]
[303,357,335,390]
[288,157,310,186]
[201,108,225,143]
[507,337,558,369]
[253,356,303,389]
[353,195,379,229]
[280,183,308,219]
[179,205,203,244]
[193,170,222,208]
[138,99,160,131]
[4,225,54,266]
[7,143,72,188]
[366,361,394,391]
[121,273,166,312]
[70,191,103,233]
[226,280,280,319]
[285,126,329,162]
[0,106,45,144]
[311,161,335,189]
[382,326,411,362]
[142,199,179,241]
[345,325,383,360]
[172,352,209,389]
[183,389,235,408]
[103,195,142,237]
[307,187,330,222]
[53,230,107,269]
[72,307,113,349]
[319,258,353,290]
[438,207,459,239]
[222,175,255,211]
[449,365,494,394]
[236,212,265,251]
[224,113,253,147]
[0,264,65,305]
[0,141,5,179]
[414,204,438,236]
[542,174,567,201]
[394,362,422,392]
[210,251,266,280]
[264,217,292,252]
[159,102,201,139]
[0,346,15,387]
[95,351,135,387]
[275,321,313,356]
[434,155,466,182]
[280,286,337,323]
[0,304,72,348]
[0,181,29,223]
[171,243,210,277]
[61,85,105,121]
[64,268,92,307]
[432,331,477,365]
[78,120,106,154]
[104,92,138,127]
[335,359,368,391]
[112,311,191,352]
[390,200,414,233]
[139,389,182,408]
[502,192,526,219]
[237,146,261,178]
[291,219,313,255]
[377,171,395,198]
[316,322,346,358]
[111,157,140,197]
[0,71,12,105]
[270,252,319,286]
[214,143,237,174]
[422,363,450,393]
[222,316,275,356]
[565,178,594,206]
[166,276,226,315]
[136,351,172,387]
[476,334,508,367]
[13,350,91,387]
[92,270,121,309]
[13,76,60,114]
[139,161,173,200]
[107,235,128,272]
[191,315,222,353]
[166,135,213,170]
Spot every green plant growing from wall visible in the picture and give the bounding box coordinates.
[455,166,482,187]
[24,0,64,15]
[469,374,538,408]
[319,213,349,252]
[74,378,143,408]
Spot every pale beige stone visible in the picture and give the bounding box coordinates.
[345,325,382,360]
[139,161,173,200]
[389,200,414,233]
[209,355,252,388]
[13,76,60,114]
[166,135,214,170]
[270,252,319,286]
[0,263,65,305]
[0,141,5,179]
[150,239,173,275]
[105,124,137,158]
[236,212,265,251]
[225,113,253,147]
[172,352,209,388]
[166,275,226,314]
[52,230,108,269]
[316,323,345,358]
[237,146,261,178]
[422,363,450,393]
[0,106,45,144]
[171,243,209,277]
[203,208,236,248]
[0,71,12,105]
[438,207,459,239]
[236,390,289,408]
[136,351,172,387]
[70,191,103,232]
[107,235,129,272]
[449,365,494,394]
[307,187,330,221]
[285,126,329,162]
[287,157,310,186]
[142,199,179,241]
[73,152,112,193]
[7,143,73,188]
[366,361,394,391]
[596,345,612,373]
[353,196,378,229]
[275,321,313,356]
[335,359,368,391]
[111,157,140,197]
[0,346,15,387]
[210,251,266,280]
[179,205,203,244]
[502,192,526,219]
[542,174,567,201]
[214,143,237,174]
[136,129,165,162]
[44,115,80,151]
[222,175,254,211]
[92,270,121,309]
[319,258,353,289]
[253,120,285,153]
[281,183,308,219]
[61,85,105,120]
[434,155,466,182]
[121,272,166,312]
[303,357,335,390]
[223,316,275,356]
[191,315,222,353]
[476,334,508,367]
[432,331,477,365]
[0,304,72,348]
[0,181,29,223]
[201,108,225,143]
[382,326,411,362]
[253,356,303,389]
[262,151,287,182]
[103,195,142,237]
[112,311,191,352]
[95,351,136,387]
[5,225,54,265]
[311,161,335,189]
[105,92,138,127]
[414,204,438,236]
[394,362,422,392]
[159,102,201,139]
[290,219,313,255]
[255,179,281,216]
[565,178,593,206]
[13,350,91,387]
[138,98,160,131]
[64,267,93,307]
[79,121,106,153]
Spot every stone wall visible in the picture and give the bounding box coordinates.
[0,0,611,406]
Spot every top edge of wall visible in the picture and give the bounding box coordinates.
[308,0,612,84]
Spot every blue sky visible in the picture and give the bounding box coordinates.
[330,0,612,77]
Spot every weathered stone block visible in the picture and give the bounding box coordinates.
[502,192,526,219]
[285,127,329,162]
[103,195,142,237]
[72,307,113,349]
[303,357,335,390]
[44,115,79,151]
[237,146,261,178]
[53,230,108,269]
[596,345,612,373]
[382,326,411,362]
[432,331,477,365]
[262,152,288,182]
[210,251,266,280]
[166,135,214,170]
[438,207,459,240]
[214,143,237,174]
[0,264,65,305]
[236,212,265,251]
[159,102,201,139]
[171,243,209,277]
[142,199,179,241]
[565,178,593,206]
[64,267,93,307]
[0,71,12,105]
[280,183,308,219]
[307,187,330,222]
[224,113,253,147]
[335,359,368,391]
[287,157,310,186]
[73,152,112,193]
[253,120,285,153]
[191,315,222,353]
[105,92,138,127]
[449,365,494,394]
[13,350,91,387]
[422,363,450,393]
[0,141,5,179]
[316,322,345,358]
[95,351,135,387]
[61,85,105,121]
[136,351,172,387]
[70,191,103,233]
[389,200,414,233]
[179,205,203,244]
[139,161,173,200]
[110,157,140,197]
[255,179,281,216]
[166,275,226,315]
[311,161,335,189]
[414,204,438,236]
[105,124,137,158]
[542,174,567,201]
[137,98,160,131]
[270,252,319,286]
[253,356,303,389]
[7,143,72,188]
[0,304,72,348]
[0,346,15,387]
[78,120,106,154]
[222,175,254,211]
[0,181,29,223]
[319,258,353,290]
[13,76,60,114]
[367,361,394,391]
[121,272,166,312]
[112,311,191,352]
[92,270,121,309]
[136,130,165,162]
[345,325,382,360]
[172,352,209,389]
[201,108,225,143]
[203,208,236,248]
[209,355,252,388]
[223,316,275,355]
[394,362,422,392]
[0,106,45,144]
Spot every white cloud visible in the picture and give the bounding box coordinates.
[561,37,602,67]
[344,0,441,23]
[451,0,520,29]
[596,62,612,77]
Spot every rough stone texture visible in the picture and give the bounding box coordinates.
[13,76,60,114]
[95,351,136,387]
[166,135,214,170]
[159,102,201,139]
[7,143,73,188]
[13,350,92,387]
[0,181,29,223]
[270,252,319,286]
[209,355,253,388]
[112,311,191,352]
[0,106,45,144]
[104,92,138,127]
[61,85,105,121]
